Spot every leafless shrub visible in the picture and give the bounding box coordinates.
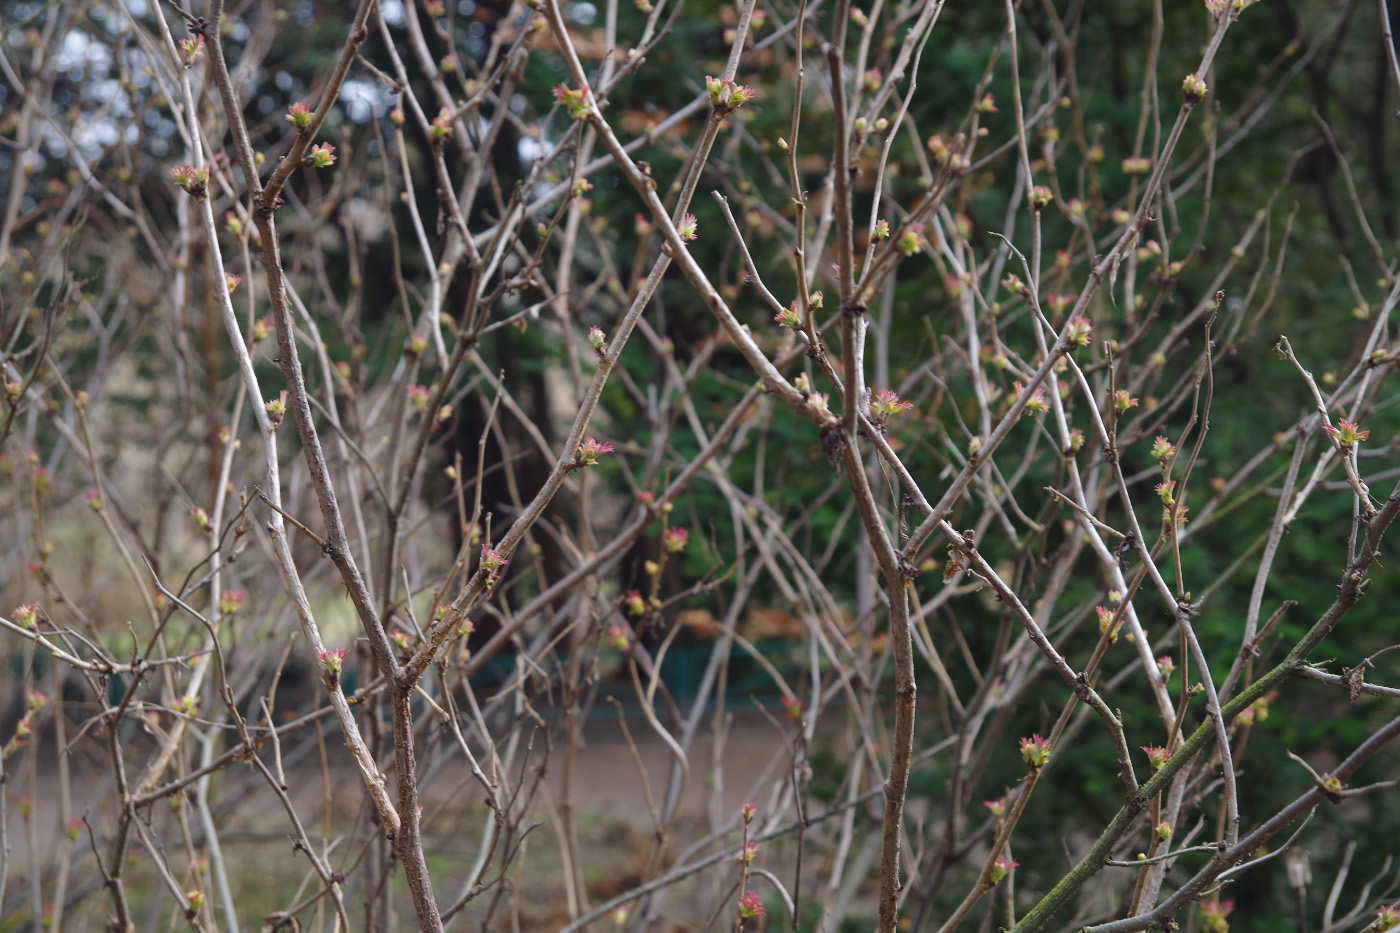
[3,0,1400,930]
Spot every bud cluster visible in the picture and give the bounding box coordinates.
[704,75,757,113]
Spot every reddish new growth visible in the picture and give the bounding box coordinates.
[286,102,312,130]
[430,107,453,140]
[407,384,434,414]
[1013,381,1048,416]
[989,855,1018,884]
[704,75,757,112]
[552,84,593,120]
[1020,733,1051,769]
[1199,900,1233,933]
[479,545,508,580]
[869,388,913,427]
[169,164,209,197]
[264,390,288,425]
[1141,744,1169,772]
[9,715,34,744]
[663,526,689,553]
[1095,606,1122,644]
[736,891,765,919]
[12,604,38,631]
[176,35,204,67]
[309,143,336,168]
[1064,316,1092,348]
[1322,418,1369,448]
[1236,690,1277,727]
[1182,72,1208,105]
[319,648,348,676]
[577,436,614,466]
[897,224,924,257]
[677,213,699,242]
